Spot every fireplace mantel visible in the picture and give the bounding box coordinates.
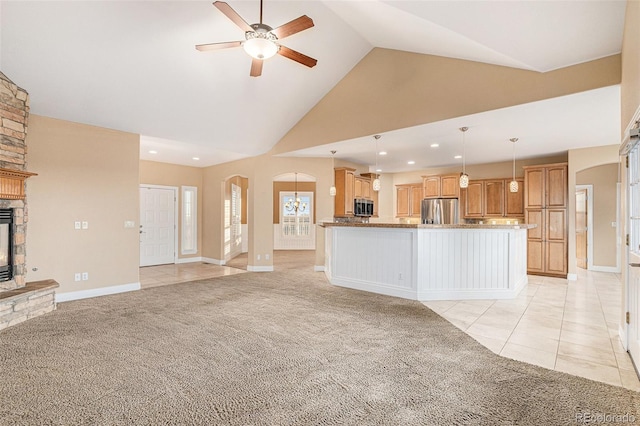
[0,168,37,200]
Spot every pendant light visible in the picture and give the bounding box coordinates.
[329,150,337,197]
[509,138,519,192]
[373,135,381,191]
[459,127,469,188]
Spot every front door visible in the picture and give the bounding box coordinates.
[576,189,588,269]
[140,186,176,267]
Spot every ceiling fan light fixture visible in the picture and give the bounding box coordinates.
[243,29,279,60]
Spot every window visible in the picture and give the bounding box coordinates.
[181,186,197,254]
[280,191,312,237]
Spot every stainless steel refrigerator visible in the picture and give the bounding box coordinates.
[421,198,459,224]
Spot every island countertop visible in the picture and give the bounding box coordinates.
[320,222,537,230]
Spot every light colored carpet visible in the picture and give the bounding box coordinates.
[1,269,639,425]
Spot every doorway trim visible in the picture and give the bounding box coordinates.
[576,185,594,271]
[140,184,179,266]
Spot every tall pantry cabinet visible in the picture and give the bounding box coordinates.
[524,163,568,277]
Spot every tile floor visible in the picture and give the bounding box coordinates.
[139,262,247,289]
[141,258,640,392]
[424,269,640,391]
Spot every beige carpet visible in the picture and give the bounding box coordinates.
[1,269,639,425]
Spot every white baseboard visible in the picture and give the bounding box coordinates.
[619,324,628,351]
[56,282,141,303]
[567,273,578,281]
[202,257,225,265]
[314,265,325,272]
[590,265,621,273]
[247,265,274,272]
[176,256,203,264]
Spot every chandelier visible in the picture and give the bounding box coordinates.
[285,172,307,213]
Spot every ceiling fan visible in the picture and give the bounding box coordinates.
[196,0,317,77]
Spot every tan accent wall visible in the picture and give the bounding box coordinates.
[272,49,621,155]
[621,0,640,132]
[26,115,140,293]
[139,160,204,260]
[272,181,316,224]
[568,145,621,277]
[577,164,619,268]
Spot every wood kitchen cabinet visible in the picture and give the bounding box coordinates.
[463,181,484,218]
[462,178,524,219]
[334,167,355,217]
[523,163,568,277]
[396,183,423,218]
[505,179,525,216]
[354,176,373,200]
[360,173,379,217]
[423,174,459,199]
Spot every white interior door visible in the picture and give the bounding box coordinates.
[140,186,176,267]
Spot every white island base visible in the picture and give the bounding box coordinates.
[324,224,532,301]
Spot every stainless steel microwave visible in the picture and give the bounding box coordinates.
[354,199,374,217]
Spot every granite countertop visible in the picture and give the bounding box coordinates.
[321,222,536,230]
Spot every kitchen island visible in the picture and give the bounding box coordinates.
[322,222,536,301]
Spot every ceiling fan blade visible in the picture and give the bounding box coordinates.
[270,15,314,39]
[195,41,242,51]
[213,1,253,32]
[250,58,263,77]
[278,45,317,68]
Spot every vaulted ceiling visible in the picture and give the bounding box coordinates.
[0,1,626,170]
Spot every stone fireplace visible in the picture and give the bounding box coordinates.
[0,71,58,331]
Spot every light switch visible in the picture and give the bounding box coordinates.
[124,221,135,228]
[74,221,81,230]
[74,273,81,281]
[82,221,89,230]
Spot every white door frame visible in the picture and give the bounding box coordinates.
[576,185,594,270]
[140,184,179,266]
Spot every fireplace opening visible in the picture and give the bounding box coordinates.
[0,209,13,282]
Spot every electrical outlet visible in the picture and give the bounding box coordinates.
[266,254,270,260]
[74,273,81,282]
[257,254,261,261]
[82,272,89,281]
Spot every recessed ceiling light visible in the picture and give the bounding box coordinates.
[407,161,415,165]
[192,157,200,161]
[376,168,382,172]
[454,155,462,159]
[430,143,439,148]
[149,150,158,154]
[379,151,387,156]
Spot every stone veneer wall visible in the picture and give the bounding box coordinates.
[0,71,30,291]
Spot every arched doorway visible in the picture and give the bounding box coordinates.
[223,175,249,270]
